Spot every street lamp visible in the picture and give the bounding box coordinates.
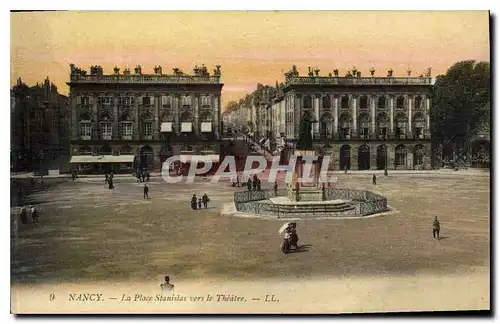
[384,136,388,176]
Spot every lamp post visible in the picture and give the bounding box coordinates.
[384,136,389,176]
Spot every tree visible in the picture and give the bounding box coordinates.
[432,60,490,164]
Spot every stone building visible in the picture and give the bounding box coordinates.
[225,66,434,170]
[67,64,223,173]
[279,66,434,170]
[11,77,69,173]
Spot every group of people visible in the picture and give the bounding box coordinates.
[247,175,262,191]
[190,194,210,210]
[19,206,39,224]
[137,171,150,183]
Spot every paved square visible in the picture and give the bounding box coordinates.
[11,172,490,312]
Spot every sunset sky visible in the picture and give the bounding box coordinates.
[11,11,490,109]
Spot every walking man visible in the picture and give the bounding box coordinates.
[433,216,441,240]
[143,183,149,199]
[247,179,252,191]
[202,194,209,209]
[31,206,39,223]
[274,181,278,196]
[372,174,377,185]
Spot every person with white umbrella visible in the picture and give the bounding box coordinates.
[279,222,299,253]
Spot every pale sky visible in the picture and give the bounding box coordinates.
[11,11,490,108]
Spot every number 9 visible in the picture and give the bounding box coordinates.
[49,293,55,301]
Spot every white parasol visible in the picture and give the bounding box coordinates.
[279,222,291,235]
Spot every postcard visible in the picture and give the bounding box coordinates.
[10,10,490,314]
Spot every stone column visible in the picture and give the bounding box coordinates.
[389,95,394,134]
[333,95,339,136]
[90,94,98,140]
[133,93,139,140]
[370,95,376,136]
[407,95,412,137]
[351,95,357,135]
[112,94,119,140]
[313,95,320,138]
[152,94,159,140]
[70,93,78,141]
[173,94,179,135]
[294,94,301,140]
[193,93,199,135]
[214,95,220,138]
[425,96,431,132]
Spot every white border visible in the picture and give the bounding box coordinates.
[4,2,497,323]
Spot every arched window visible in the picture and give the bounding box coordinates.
[413,113,425,138]
[414,145,425,166]
[395,113,407,139]
[358,113,370,138]
[377,113,388,138]
[395,145,407,167]
[320,113,332,138]
[322,95,331,109]
[339,113,351,139]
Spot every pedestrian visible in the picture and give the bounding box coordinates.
[31,206,39,223]
[198,198,202,210]
[257,178,261,191]
[433,216,441,240]
[202,194,209,209]
[105,173,109,184]
[146,172,150,182]
[108,178,114,190]
[247,179,252,191]
[160,276,174,292]
[384,169,388,176]
[71,171,76,181]
[137,173,141,183]
[345,165,348,174]
[274,181,278,196]
[143,183,149,199]
[20,207,28,225]
[253,175,259,191]
[372,174,377,185]
[191,194,197,210]
[141,172,145,183]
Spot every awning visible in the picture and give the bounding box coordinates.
[161,122,173,132]
[181,122,192,132]
[70,155,136,164]
[201,122,212,133]
[178,155,220,163]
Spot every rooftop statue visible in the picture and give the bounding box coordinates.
[123,68,131,75]
[314,68,320,76]
[308,67,314,77]
[154,65,163,75]
[333,69,339,77]
[214,65,221,77]
[114,66,120,75]
[407,69,412,76]
[426,67,432,77]
[387,69,394,77]
[370,68,375,76]
[134,65,142,75]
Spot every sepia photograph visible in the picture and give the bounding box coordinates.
[9,10,491,315]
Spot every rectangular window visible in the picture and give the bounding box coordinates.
[119,97,135,106]
[162,96,172,107]
[181,96,191,106]
[415,127,423,138]
[80,123,92,137]
[181,122,192,132]
[202,96,211,107]
[160,122,172,132]
[143,123,152,136]
[121,123,133,136]
[81,96,90,105]
[142,96,151,106]
[201,122,212,132]
[101,123,112,138]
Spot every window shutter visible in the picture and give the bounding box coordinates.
[150,96,155,106]
[76,96,81,105]
[161,96,166,105]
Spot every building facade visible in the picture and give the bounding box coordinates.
[11,77,69,173]
[68,64,223,173]
[226,66,434,170]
